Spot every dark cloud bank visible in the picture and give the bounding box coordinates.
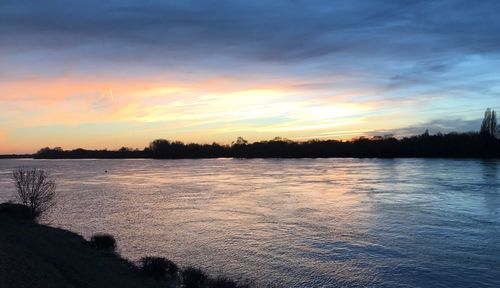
[2,0,500,67]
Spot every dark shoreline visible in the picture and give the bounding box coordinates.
[0,203,251,288]
[0,154,32,159]
[2,132,500,159]
[0,204,164,288]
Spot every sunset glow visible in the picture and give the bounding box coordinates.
[1,1,500,153]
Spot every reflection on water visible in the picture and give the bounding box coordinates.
[0,158,499,287]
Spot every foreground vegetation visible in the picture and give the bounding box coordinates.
[0,203,251,288]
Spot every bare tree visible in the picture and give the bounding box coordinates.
[12,168,56,218]
[480,108,498,137]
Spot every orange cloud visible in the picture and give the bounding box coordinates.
[1,73,416,153]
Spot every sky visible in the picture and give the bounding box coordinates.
[1,0,500,153]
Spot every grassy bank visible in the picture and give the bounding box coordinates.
[0,203,250,288]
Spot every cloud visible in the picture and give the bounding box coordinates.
[1,0,500,152]
[369,118,482,137]
[2,1,500,68]
[2,1,499,107]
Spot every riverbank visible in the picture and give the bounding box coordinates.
[0,204,166,288]
[0,203,249,288]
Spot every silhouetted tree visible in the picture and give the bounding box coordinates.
[29,108,500,159]
[118,147,132,152]
[234,137,248,145]
[12,168,56,218]
[149,139,171,158]
[149,139,170,151]
[480,108,497,137]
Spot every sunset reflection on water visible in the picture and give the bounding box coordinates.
[0,158,499,287]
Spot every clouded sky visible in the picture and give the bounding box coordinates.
[1,0,500,153]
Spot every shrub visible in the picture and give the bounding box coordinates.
[12,168,56,219]
[209,277,240,288]
[182,267,208,288]
[139,256,178,280]
[90,233,117,251]
[208,276,251,288]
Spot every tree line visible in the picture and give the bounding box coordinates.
[33,108,500,159]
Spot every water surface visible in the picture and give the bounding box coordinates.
[0,158,498,287]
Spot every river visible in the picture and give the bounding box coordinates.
[0,158,498,287]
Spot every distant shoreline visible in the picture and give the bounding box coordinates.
[0,154,32,159]
[3,156,500,160]
[3,132,500,159]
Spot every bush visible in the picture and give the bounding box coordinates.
[208,276,252,288]
[12,168,56,219]
[90,233,117,251]
[208,277,242,288]
[139,256,178,280]
[182,267,208,288]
